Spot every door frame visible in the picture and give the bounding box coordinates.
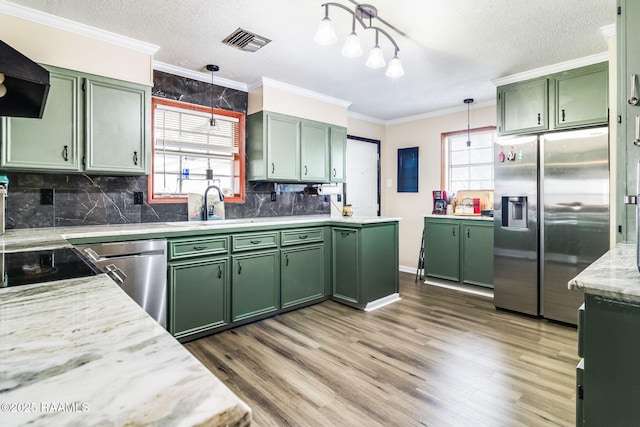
[346,135,381,216]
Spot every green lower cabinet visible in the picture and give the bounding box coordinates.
[231,250,280,322]
[424,220,460,281]
[168,257,229,340]
[332,223,399,308]
[424,217,493,288]
[281,243,325,308]
[580,294,640,425]
[461,223,494,288]
[332,228,359,303]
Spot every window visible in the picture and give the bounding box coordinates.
[149,97,245,203]
[443,127,496,195]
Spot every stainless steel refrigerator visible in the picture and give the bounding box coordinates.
[493,127,609,325]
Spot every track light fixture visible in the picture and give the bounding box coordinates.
[314,3,404,78]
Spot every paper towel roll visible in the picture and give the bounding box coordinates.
[317,185,341,195]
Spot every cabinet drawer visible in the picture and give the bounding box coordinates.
[280,228,324,246]
[168,236,229,260]
[232,232,278,252]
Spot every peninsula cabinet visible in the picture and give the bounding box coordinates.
[0,64,150,175]
[332,222,399,308]
[424,217,494,289]
[247,110,346,183]
[578,293,640,425]
[497,62,608,136]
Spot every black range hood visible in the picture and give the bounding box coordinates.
[0,40,50,119]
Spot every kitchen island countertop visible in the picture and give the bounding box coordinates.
[569,243,640,303]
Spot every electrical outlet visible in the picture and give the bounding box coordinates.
[40,189,54,205]
[324,195,330,203]
[271,191,277,202]
[133,191,144,205]
[337,194,342,202]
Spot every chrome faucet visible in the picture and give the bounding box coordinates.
[203,185,225,220]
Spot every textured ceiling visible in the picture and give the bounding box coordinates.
[5,0,615,121]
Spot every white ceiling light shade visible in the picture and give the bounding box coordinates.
[386,50,405,78]
[366,31,385,68]
[342,31,363,57]
[313,5,338,45]
[315,2,403,77]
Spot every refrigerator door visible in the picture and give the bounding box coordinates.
[540,128,609,324]
[494,135,539,316]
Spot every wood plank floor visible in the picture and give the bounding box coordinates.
[185,273,578,426]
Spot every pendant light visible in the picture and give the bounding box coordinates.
[464,98,474,147]
[365,30,385,69]
[314,4,338,45]
[206,64,219,127]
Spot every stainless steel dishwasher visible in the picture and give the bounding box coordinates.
[76,240,167,329]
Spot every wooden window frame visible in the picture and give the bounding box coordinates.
[148,97,246,204]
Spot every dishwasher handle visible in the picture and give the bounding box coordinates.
[104,264,128,285]
[82,247,100,262]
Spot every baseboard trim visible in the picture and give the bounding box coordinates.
[364,293,401,312]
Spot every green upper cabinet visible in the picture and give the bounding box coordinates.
[553,62,608,129]
[329,126,347,182]
[498,77,549,135]
[84,76,150,174]
[266,113,300,180]
[1,66,82,172]
[0,65,150,175]
[300,120,329,182]
[497,62,609,136]
[247,110,346,183]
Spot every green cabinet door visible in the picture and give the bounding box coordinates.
[582,294,640,425]
[330,126,347,182]
[84,76,150,174]
[1,66,81,171]
[498,78,549,135]
[461,222,494,288]
[168,257,229,340]
[281,243,325,308]
[332,227,358,303]
[359,222,399,303]
[301,120,329,182]
[554,63,608,129]
[266,113,300,180]
[424,220,460,281]
[231,250,279,322]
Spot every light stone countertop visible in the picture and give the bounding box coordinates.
[0,215,400,425]
[0,275,251,426]
[424,214,494,222]
[568,243,640,303]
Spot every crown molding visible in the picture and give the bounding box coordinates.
[386,99,497,125]
[491,52,609,87]
[600,23,615,40]
[0,1,159,54]
[249,77,352,109]
[153,61,248,92]
[347,111,387,125]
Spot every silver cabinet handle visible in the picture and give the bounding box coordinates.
[635,115,640,146]
[630,74,639,105]
[250,240,262,244]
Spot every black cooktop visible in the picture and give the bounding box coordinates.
[2,247,99,287]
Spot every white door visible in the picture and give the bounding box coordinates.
[346,137,379,216]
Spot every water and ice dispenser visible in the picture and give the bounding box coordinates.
[502,196,528,228]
